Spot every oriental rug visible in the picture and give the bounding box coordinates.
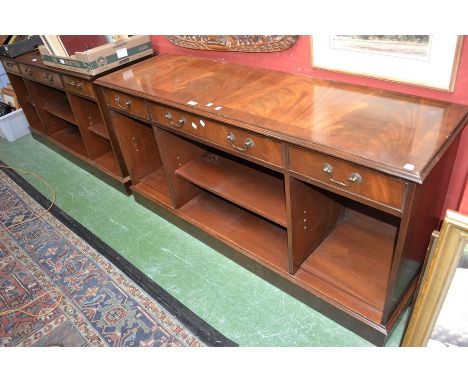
[0,165,235,347]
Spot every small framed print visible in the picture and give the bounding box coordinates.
[311,35,463,91]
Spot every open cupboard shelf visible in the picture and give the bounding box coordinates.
[93,151,123,178]
[294,210,397,323]
[132,167,173,208]
[175,152,287,227]
[43,98,77,125]
[179,192,289,272]
[88,122,109,139]
[49,124,88,157]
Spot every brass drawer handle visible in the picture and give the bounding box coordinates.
[43,73,54,82]
[164,111,185,128]
[24,67,32,74]
[115,95,132,110]
[227,132,255,152]
[323,163,362,187]
[70,81,82,89]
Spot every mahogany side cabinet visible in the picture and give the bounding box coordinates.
[1,50,140,192]
[94,55,467,345]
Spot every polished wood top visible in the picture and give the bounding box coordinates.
[95,54,468,183]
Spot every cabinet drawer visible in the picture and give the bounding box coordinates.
[18,63,38,79]
[18,64,63,88]
[62,74,95,98]
[103,89,148,120]
[37,69,62,88]
[289,146,405,210]
[150,103,283,168]
[2,59,21,74]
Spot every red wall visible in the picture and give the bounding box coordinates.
[151,36,468,217]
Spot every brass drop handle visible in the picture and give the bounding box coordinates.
[24,67,32,74]
[227,132,255,152]
[70,81,82,89]
[323,163,362,187]
[164,112,185,128]
[115,95,132,110]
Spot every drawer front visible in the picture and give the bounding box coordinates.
[62,74,95,98]
[18,63,38,79]
[103,89,148,120]
[2,59,21,74]
[18,64,63,88]
[37,69,63,88]
[289,146,405,210]
[150,103,283,168]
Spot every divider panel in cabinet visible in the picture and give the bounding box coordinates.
[7,73,44,134]
[288,177,343,274]
[292,179,400,324]
[108,110,172,207]
[67,94,112,160]
[153,127,204,209]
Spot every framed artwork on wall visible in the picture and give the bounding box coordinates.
[311,35,463,91]
[402,210,468,346]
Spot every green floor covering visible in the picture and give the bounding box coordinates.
[0,134,408,346]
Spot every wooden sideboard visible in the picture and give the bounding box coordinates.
[1,50,140,192]
[93,55,467,345]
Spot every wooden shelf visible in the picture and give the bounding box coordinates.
[294,212,397,323]
[176,153,287,227]
[43,98,76,125]
[179,192,289,272]
[88,122,110,139]
[50,125,88,157]
[94,151,123,178]
[132,167,173,208]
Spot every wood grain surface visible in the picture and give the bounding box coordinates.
[96,54,468,183]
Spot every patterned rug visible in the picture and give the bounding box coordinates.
[0,166,234,347]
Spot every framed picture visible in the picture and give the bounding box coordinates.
[311,35,463,91]
[402,210,468,346]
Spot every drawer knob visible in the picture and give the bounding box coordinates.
[164,112,185,128]
[227,131,255,152]
[323,163,362,187]
[25,68,32,74]
[115,95,132,110]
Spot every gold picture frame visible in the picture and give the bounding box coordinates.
[402,210,468,346]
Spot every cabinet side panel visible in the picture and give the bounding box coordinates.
[289,178,344,273]
[153,127,204,208]
[382,135,461,323]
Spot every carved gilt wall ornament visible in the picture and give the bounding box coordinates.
[166,35,299,52]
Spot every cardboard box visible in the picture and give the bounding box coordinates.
[0,36,43,58]
[39,35,153,76]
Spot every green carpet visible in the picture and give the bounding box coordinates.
[0,134,408,346]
